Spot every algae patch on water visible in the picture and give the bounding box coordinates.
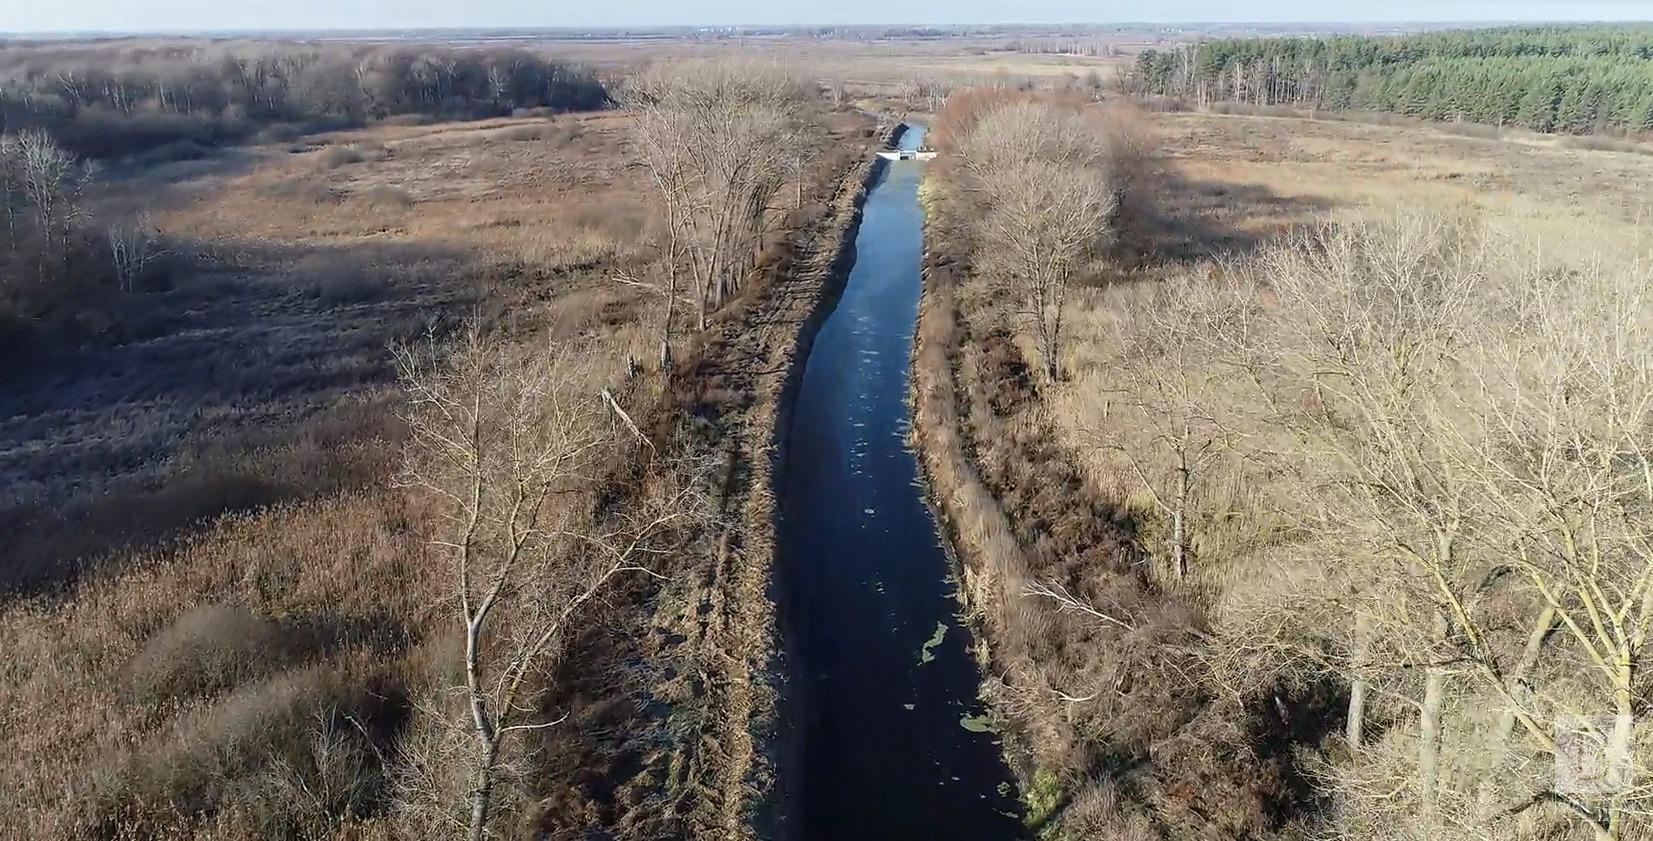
[959,713,993,733]
[918,621,947,664]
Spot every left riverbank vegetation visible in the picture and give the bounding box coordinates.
[0,40,606,161]
[0,38,877,837]
[922,57,1653,841]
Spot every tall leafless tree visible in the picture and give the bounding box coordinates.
[396,327,703,841]
[959,102,1119,381]
[108,211,163,292]
[16,129,93,280]
[624,57,804,356]
[0,134,20,253]
[1092,274,1243,582]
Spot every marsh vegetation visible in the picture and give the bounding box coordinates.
[920,42,1653,839]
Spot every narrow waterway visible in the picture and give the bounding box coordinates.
[777,124,1024,840]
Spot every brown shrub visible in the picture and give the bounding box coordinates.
[127,603,311,703]
[317,142,387,169]
[357,185,416,209]
[299,253,384,303]
[316,146,364,170]
[1059,780,1157,840]
[1437,121,1505,140]
[931,87,1037,152]
[92,662,408,838]
[497,124,548,142]
[1559,133,1653,155]
[545,122,586,148]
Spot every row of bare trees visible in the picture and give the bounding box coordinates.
[622,58,810,375]
[0,129,94,280]
[1087,213,1653,839]
[0,45,607,159]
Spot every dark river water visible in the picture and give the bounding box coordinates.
[776,124,1024,840]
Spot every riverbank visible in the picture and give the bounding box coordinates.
[653,118,902,839]
[909,191,1292,838]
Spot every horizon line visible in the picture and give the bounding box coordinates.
[4,19,1650,38]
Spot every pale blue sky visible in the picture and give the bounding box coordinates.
[1,0,1649,34]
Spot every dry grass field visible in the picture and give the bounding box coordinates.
[0,93,882,838]
[1059,106,1653,521]
[553,38,1134,102]
[0,109,659,836]
[918,96,1653,839]
[1,110,657,589]
[1146,111,1653,247]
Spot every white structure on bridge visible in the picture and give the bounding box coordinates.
[876,149,937,161]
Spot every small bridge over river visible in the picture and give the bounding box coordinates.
[876,149,937,161]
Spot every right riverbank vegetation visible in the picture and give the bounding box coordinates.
[919,81,1653,840]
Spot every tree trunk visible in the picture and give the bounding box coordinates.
[1495,605,1555,745]
[1346,677,1368,749]
[469,737,500,841]
[661,240,678,381]
[59,219,71,282]
[1171,446,1189,581]
[1419,664,1446,825]
[1347,612,1370,750]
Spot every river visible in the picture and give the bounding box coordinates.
[776,123,1024,840]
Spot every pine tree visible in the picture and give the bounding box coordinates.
[1122,25,1653,136]
[1518,76,1563,131]
[1556,76,1593,133]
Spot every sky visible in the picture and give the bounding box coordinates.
[1,0,1650,34]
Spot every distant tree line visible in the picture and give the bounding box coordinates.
[0,43,607,159]
[1006,38,1121,57]
[1127,25,1653,134]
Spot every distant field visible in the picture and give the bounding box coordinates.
[1,110,656,587]
[550,38,1140,91]
[1139,109,1653,261]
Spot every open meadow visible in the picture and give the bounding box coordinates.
[0,41,882,837]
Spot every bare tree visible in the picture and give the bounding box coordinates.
[16,129,93,280]
[1091,275,1242,582]
[823,78,847,108]
[396,327,702,841]
[0,134,20,253]
[624,57,804,347]
[108,211,163,292]
[1248,216,1511,827]
[959,102,1118,381]
[1227,215,1653,839]
[1453,252,1653,839]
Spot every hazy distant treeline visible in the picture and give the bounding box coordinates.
[0,42,607,159]
[1128,25,1653,134]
